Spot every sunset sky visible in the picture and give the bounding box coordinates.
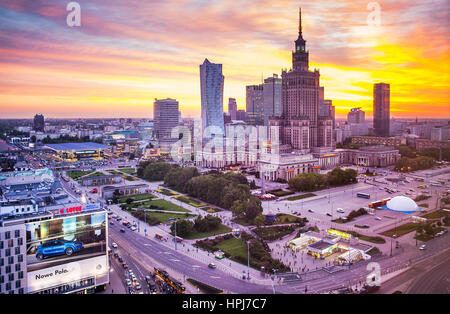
[0,0,449,119]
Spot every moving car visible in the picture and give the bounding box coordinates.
[208,263,217,269]
[308,209,314,213]
[419,244,426,250]
[135,282,141,290]
[36,239,84,260]
[126,279,132,286]
[112,242,118,248]
[122,263,129,269]
[130,226,137,231]
[336,208,345,213]
[110,221,114,225]
[326,213,332,217]
[375,217,382,221]
[120,228,125,233]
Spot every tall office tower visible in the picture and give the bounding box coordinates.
[347,107,365,124]
[373,83,390,137]
[153,98,179,140]
[200,58,225,136]
[269,8,322,150]
[263,74,282,126]
[33,114,45,132]
[228,98,237,120]
[246,84,264,125]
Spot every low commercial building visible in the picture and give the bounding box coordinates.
[102,183,148,199]
[45,142,110,161]
[351,136,406,146]
[0,199,39,217]
[258,153,319,182]
[336,145,401,167]
[286,232,321,251]
[81,174,122,187]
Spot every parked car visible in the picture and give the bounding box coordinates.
[126,279,132,286]
[36,239,84,260]
[135,282,141,290]
[130,226,137,231]
[122,263,129,269]
[110,221,114,225]
[375,217,382,221]
[326,213,332,217]
[308,209,314,213]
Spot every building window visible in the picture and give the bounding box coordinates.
[0,258,3,266]
[8,273,14,282]
[0,241,3,249]
[16,280,21,288]
[17,238,23,246]
[8,239,13,248]
[15,230,20,238]
[18,288,24,294]
[5,231,11,240]
[15,247,20,255]
[8,256,14,265]
[15,264,21,272]
[18,271,23,279]
[6,282,11,291]
[17,255,23,263]
[5,248,10,257]
[5,266,11,274]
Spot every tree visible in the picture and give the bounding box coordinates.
[170,220,194,237]
[142,162,174,181]
[253,214,265,227]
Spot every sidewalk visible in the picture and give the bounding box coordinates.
[98,262,127,294]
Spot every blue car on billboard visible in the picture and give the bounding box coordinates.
[36,239,84,260]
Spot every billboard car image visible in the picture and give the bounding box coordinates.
[26,211,107,272]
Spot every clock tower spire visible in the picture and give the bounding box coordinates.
[293,7,308,71]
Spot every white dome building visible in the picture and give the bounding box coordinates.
[386,196,419,213]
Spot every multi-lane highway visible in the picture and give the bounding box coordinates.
[108,222,272,294]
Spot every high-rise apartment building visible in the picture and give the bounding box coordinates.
[33,114,45,132]
[246,84,264,125]
[228,98,237,120]
[373,83,390,137]
[263,74,282,126]
[153,98,179,140]
[200,58,225,136]
[347,108,365,124]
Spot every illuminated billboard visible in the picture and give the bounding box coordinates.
[25,211,108,293]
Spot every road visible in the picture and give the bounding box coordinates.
[108,222,273,294]
[374,248,450,294]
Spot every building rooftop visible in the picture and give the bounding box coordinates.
[45,142,110,152]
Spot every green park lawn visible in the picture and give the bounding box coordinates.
[119,193,155,203]
[286,193,317,201]
[183,224,232,240]
[67,170,94,179]
[141,211,196,223]
[118,168,136,174]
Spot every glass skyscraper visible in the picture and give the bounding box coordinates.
[200,58,225,136]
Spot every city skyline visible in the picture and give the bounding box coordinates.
[0,0,449,119]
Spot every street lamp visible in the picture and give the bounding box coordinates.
[272,269,277,294]
[246,240,250,280]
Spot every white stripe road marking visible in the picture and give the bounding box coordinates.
[192,265,201,268]
[169,259,180,262]
[210,276,221,279]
